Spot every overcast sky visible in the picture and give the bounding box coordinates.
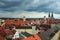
[0,0,60,19]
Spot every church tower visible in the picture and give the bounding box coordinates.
[23,16,26,21]
[48,12,54,21]
[51,12,54,21]
[48,12,51,20]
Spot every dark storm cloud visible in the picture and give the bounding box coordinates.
[0,0,60,14]
[0,0,22,12]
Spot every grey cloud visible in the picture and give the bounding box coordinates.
[0,0,60,14]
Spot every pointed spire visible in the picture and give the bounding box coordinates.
[51,12,54,21]
[51,12,53,18]
[48,12,50,18]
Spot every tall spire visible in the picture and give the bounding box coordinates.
[51,12,54,20]
[48,12,50,18]
[48,12,50,20]
[51,12,53,18]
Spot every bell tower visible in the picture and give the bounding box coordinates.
[23,16,26,21]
